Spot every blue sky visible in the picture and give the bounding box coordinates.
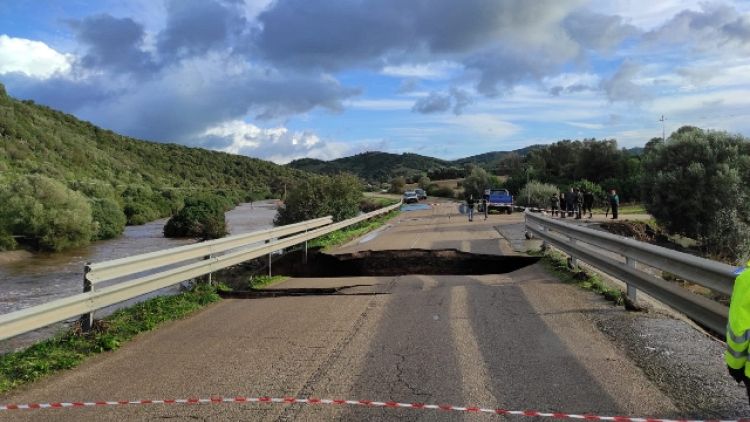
[1,0,750,163]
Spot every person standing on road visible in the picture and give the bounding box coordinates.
[583,189,594,219]
[565,188,575,218]
[608,189,619,219]
[726,256,750,405]
[466,195,475,222]
[550,193,559,217]
[575,188,583,219]
[559,192,566,218]
[482,197,488,220]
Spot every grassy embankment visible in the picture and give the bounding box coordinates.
[309,208,400,251]
[0,284,220,394]
[531,248,625,306]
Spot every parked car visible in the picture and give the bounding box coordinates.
[414,188,427,200]
[479,188,513,214]
[403,191,419,204]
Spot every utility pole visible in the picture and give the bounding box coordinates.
[659,115,667,142]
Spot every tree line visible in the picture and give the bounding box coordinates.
[0,84,302,251]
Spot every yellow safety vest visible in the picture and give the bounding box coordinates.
[726,262,750,377]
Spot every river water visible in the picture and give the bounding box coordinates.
[0,201,278,353]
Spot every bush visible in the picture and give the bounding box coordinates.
[517,181,559,208]
[389,176,406,194]
[429,186,455,198]
[569,179,606,208]
[462,167,499,199]
[417,176,431,189]
[641,126,750,262]
[90,197,127,240]
[0,175,94,251]
[163,194,227,240]
[275,174,363,225]
[0,229,16,251]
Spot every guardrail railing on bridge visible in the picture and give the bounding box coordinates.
[0,202,402,341]
[525,211,735,334]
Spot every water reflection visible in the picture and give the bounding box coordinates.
[0,201,277,352]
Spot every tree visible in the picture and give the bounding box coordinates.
[417,176,431,189]
[274,174,363,225]
[641,126,750,262]
[517,181,559,208]
[90,197,127,240]
[389,176,406,194]
[164,194,227,240]
[0,175,94,251]
[461,167,498,199]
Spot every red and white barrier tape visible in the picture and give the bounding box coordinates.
[0,396,744,421]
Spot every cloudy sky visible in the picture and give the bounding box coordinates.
[2,0,750,163]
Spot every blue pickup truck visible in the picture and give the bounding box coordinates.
[479,188,514,214]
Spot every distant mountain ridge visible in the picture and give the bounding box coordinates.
[287,146,541,181]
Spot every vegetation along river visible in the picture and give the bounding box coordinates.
[0,201,278,353]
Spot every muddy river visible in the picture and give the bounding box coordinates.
[0,201,278,352]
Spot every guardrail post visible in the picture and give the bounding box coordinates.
[304,227,308,265]
[81,263,94,332]
[568,239,578,269]
[626,257,637,302]
[205,254,212,286]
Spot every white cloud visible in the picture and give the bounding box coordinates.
[381,61,463,80]
[0,35,72,78]
[565,121,604,129]
[201,120,353,164]
[346,98,413,110]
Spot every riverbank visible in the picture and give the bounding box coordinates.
[0,250,32,265]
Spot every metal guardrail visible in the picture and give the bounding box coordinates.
[0,202,401,341]
[525,212,735,334]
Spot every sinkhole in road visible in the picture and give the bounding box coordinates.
[269,248,540,278]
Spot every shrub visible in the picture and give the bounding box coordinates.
[462,167,499,199]
[275,174,363,225]
[90,197,127,240]
[641,126,750,262]
[0,229,16,251]
[389,176,406,194]
[0,175,94,251]
[163,194,227,240]
[417,176,431,189]
[429,186,455,198]
[517,181,559,208]
[569,179,606,208]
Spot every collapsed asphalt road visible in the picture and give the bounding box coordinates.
[0,203,746,420]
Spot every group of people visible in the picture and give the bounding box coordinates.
[549,188,620,220]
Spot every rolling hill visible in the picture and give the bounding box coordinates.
[0,83,305,242]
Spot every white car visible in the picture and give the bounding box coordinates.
[403,191,419,204]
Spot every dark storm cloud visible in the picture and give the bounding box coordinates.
[563,11,638,51]
[81,66,359,142]
[1,72,119,110]
[549,83,595,96]
[412,87,472,115]
[69,14,157,76]
[412,92,452,114]
[158,0,246,60]
[600,61,649,103]
[645,4,750,51]
[450,87,472,115]
[255,0,584,66]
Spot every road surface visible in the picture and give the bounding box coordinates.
[0,203,717,420]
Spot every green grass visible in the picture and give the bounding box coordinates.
[531,248,625,305]
[593,202,647,215]
[366,196,400,207]
[248,275,288,289]
[0,283,220,394]
[309,210,399,250]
